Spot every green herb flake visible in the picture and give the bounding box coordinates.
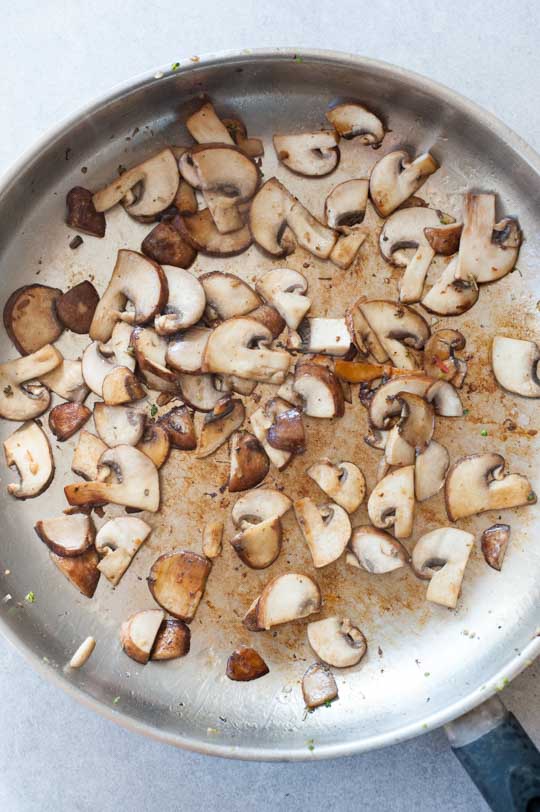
[112,696,120,704]
[480,429,488,437]
[527,492,536,502]
[306,738,315,751]
[462,408,469,415]
[171,62,181,71]
[324,699,334,708]
[294,56,303,63]
[424,672,430,677]
[422,723,428,730]
[25,591,36,603]
[150,404,158,417]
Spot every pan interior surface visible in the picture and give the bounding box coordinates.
[0,51,538,759]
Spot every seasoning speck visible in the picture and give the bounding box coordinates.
[150,404,158,417]
[25,591,36,603]
[171,62,180,71]
[3,385,13,397]
[480,429,488,436]
[69,235,83,250]
[462,408,469,415]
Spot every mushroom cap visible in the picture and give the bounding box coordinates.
[307,459,366,514]
[367,465,415,539]
[273,131,340,177]
[3,284,63,355]
[0,344,62,421]
[226,646,269,681]
[93,403,146,447]
[157,404,196,450]
[412,527,474,609]
[415,440,450,502]
[425,379,463,417]
[178,373,223,413]
[4,420,54,499]
[186,101,235,145]
[491,336,540,398]
[151,618,191,661]
[423,329,467,385]
[369,151,438,217]
[349,526,409,573]
[294,497,352,568]
[358,300,430,369]
[154,266,206,335]
[199,271,260,321]
[325,179,369,230]
[307,616,367,667]
[384,424,415,466]
[148,550,212,621]
[96,516,151,585]
[141,220,197,270]
[249,399,292,470]
[102,366,146,406]
[481,523,511,571]
[455,193,521,283]
[137,423,171,468]
[253,572,322,630]
[326,102,384,145]
[93,149,179,217]
[130,325,178,386]
[50,546,100,598]
[232,487,292,528]
[255,268,310,331]
[203,317,291,384]
[394,391,435,451]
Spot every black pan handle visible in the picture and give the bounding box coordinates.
[445,696,540,811]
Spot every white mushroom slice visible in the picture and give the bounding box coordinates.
[148,550,211,621]
[178,373,223,412]
[255,269,310,331]
[120,609,164,664]
[384,424,415,466]
[295,318,352,357]
[202,520,223,559]
[455,193,521,283]
[203,317,290,384]
[175,209,252,257]
[393,391,434,450]
[166,326,211,374]
[154,267,205,335]
[82,322,136,397]
[302,662,338,709]
[276,373,304,407]
[249,400,292,471]
[492,336,540,398]
[244,573,321,630]
[415,440,449,502]
[307,460,366,513]
[358,301,430,369]
[230,517,282,569]
[102,366,146,405]
[412,527,474,609]
[422,257,479,316]
[346,301,388,362]
[330,229,368,270]
[294,498,351,567]
[40,359,89,403]
[369,150,439,217]
[273,131,340,177]
[445,453,536,521]
[425,379,463,417]
[186,101,235,145]
[65,445,160,512]
[307,616,367,667]
[196,396,245,458]
[89,250,168,343]
[368,374,434,429]
[35,514,95,557]
[71,431,108,481]
[0,344,62,421]
[69,637,96,669]
[93,149,179,217]
[326,103,384,145]
[249,177,337,259]
[217,374,258,397]
[325,179,369,228]
[349,526,409,573]
[96,516,151,585]
[199,271,260,321]
[380,208,460,303]
[3,421,54,499]
[94,404,145,447]
[137,423,170,468]
[364,428,389,451]
[232,488,292,529]
[368,465,415,539]
[293,362,344,418]
[130,326,177,389]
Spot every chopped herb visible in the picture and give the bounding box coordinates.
[25,591,36,603]
[424,672,430,677]
[527,492,536,502]
[422,723,428,730]
[324,699,334,708]
[294,55,303,63]
[112,696,120,704]
[462,408,469,415]
[171,62,180,71]
[306,738,315,751]
[150,404,158,417]
[480,429,488,436]
[3,385,13,397]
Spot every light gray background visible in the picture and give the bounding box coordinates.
[0,1,539,810]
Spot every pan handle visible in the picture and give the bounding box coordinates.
[445,696,540,812]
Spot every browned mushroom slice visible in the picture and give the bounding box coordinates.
[255,269,310,331]
[369,150,438,217]
[454,193,521,283]
[3,421,54,499]
[423,329,467,387]
[71,431,107,481]
[66,186,106,237]
[232,487,292,528]
[203,318,290,384]
[166,326,211,374]
[82,323,136,397]
[393,391,434,451]
[158,404,196,450]
[329,229,368,270]
[248,304,285,340]
[349,526,409,573]
[187,101,235,144]
[358,300,430,370]
[294,498,351,567]
[148,550,212,621]
[367,465,415,539]
[50,546,100,598]
[267,406,305,453]
[174,178,198,215]
[326,102,384,145]
[102,366,146,405]
[302,662,338,709]
[35,514,95,557]
[151,618,191,661]
[424,222,462,255]
[226,646,269,681]
[178,373,223,412]
[56,281,100,334]
[422,257,479,316]
[120,609,164,664]
[307,460,366,513]
[412,527,474,609]
[415,440,449,502]
[276,373,304,407]
[425,379,463,417]
[141,220,197,269]
[3,285,63,355]
[273,131,340,177]
[481,523,511,571]
[249,398,293,470]
[196,396,245,458]
[243,572,321,631]
[293,362,344,418]
[345,301,388,363]
[492,336,540,398]
[200,271,260,323]
[223,119,264,157]
[202,520,223,559]
[307,616,367,667]
[154,267,206,335]
[367,374,434,429]
[137,423,170,468]
[228,431,269,492]
[130,326,178,393]
[49,402,91,441]
[93,149,179,218]
[174,210,252,257]
[230,517,282,569]
[93,403,145,447]
[40,359,89,404]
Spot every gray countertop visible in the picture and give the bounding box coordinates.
[1,2,539,810]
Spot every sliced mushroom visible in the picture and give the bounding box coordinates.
[346,301,388,363]
[367,465,415,539]
[422,256,479,316]
[273,131,340,177]
[330,229,369,270]
[302,662,338,709]
[178,373,223,413]
[445,453,535,521]
[35,514,95,557]
[358,301,430,369]
[71,431,108,481]
[186,101,235,144]
[255,269,310,331]
[249,398,294,470]
[65,445,160,512]
[82,322,136,397]
[56,281,100,334]
[248,304,285,339]
[174,210,252,257]
[384,425,415,466]
[380,208,461,303]
[294,318,352,357]
[151,618,191,661]
[50,547,100,598]
[148,550,211,621]
[276,373,304,407]
[196,396,245,458]
[370,150,438,217]
[393,391,434,451]
[412,527,474,609]
[202,520,223,559]
[368,374,433,429]
[89,251,168,343]
[326,102,384,146]
[102,366,146,405]
[425,379,463,417]
[137,423,170,468]
[307,616,367,667]
[349,526,409,573]
[293,362,344,418]
[3,284,63,355]
[232,488,292,528]
[154,267,205,335]
[49,402,91,441]
[267,405,305,454]
[455,193,521,283]
[120,609,164,664]
[3,421,54,499]
[166,326,211,374]
[492,336,540,398]
[0,344,62,421]
[66,186,106,237]
[94,403,145,447]
[243,572,321,631]
[96,516,151,585]
[424,329,467,386]
[203,317,290,384]
[415,440,449,502]
[226,646,269,681]
[230,517,282,569]
[325,179,369,228]
[40,359,89,403]
[174,177,198,215]
[294,498,351,567]
[228,431,269,492]
[249,177,337,259]
[481,523,511,571]
[141,220,197,269]
[307,460,365,514]
[158,405,196,450]
[199,271,260,322]
[93,149,179,217]
[223,117,264,158]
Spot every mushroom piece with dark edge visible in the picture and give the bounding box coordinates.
[40,359,89,403]
[249,398,293,470]
[186,101,235,144]
[228,431,269,492]
[356,300,430,370]
[255,269,310,331]
[230,517,282,570]
[102,366,146,405]
[199,271,260,322]
[491,336,540,398]
[481,523,511,571]
[226,646,269,681]
[120,609,165,664]
[56,281,100,334]
[71,431,107,481]
[130,326,179,393]
[421,256,479,316]
[393,391,434,451]
[49,402,91,441]
[415,440,450,502]
[3,421,54,499]
[93,403,145,447]
[137,423,171,468]
[50,546,100,598]
[454,193,521,283]
[348,526,409,573]
[369,150,438,217]
[166,326,212,374]
[151,619,191,661]
[367,465,415,539]
[243,572,321,631]
[66,186,106,237]
[423,329,468,387]
[367,374,433,429]
[3,285,63,355]
[174,209,252,257]
[302,663,338,709]
[178,373,223,413]
[412,527,475,609]
[425,379,463,417]
[267,405,305,453]
[148,551,212,621]
[307,460,366,514]
[35,514,95,557]
[293,362,344,419]
[307,616,367,667]
[196,396,245,458]
[95,516,151,585]
[325,179,369,269]
[158,405,196,450]
[232,488,292,527]
[326,102,384,146]
[141,220,197,269]
[154,266,206,335]
[92,149,179,218]
[273,131,340,177]
[203,317,290,384]
[294,498,351,567]
[81,323,136,397]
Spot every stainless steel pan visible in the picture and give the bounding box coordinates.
[0,50,538,770]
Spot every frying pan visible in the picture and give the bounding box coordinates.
[0,49,538,806]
